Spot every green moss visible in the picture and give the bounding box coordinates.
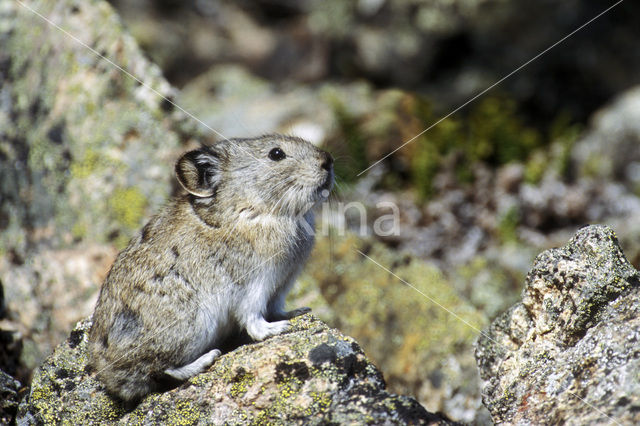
[401,94,546,199]
[411,116,462,200]
[468,97,541,165]
[497,205,520,243]
[328,96,369,181]
[324,88,570,199]
[302,233,486,386]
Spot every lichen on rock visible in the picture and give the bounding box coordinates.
[17,315,450,425]
[0,0,184,257]
[475,225,640,424]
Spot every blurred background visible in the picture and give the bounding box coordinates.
[2,0,640,423]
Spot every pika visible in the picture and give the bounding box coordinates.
[88,134,333,402]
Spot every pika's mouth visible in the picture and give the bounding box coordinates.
[317,170,334,200]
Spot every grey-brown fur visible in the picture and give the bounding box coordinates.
[89,135,333,402]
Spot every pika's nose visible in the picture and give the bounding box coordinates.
[320,151,334,171]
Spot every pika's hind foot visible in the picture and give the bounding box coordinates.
[164,348,221,380]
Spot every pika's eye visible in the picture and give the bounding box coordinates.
[268,148,286,161]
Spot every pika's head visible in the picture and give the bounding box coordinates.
[176,135,334,216]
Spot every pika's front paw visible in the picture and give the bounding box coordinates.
[246,318,291,341]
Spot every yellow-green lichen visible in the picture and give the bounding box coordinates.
[308,391,332,415]
[30,384,58,423]
[70,149,106,179]
[166,400,202,426]
[231,371,256,397]
[109,187,148,244]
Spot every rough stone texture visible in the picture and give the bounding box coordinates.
[0,369,22,424]
[0,0,187,377]
[475,225,640,424]
[0,245,116,376]
[17,315,449,425]
[0,0,187,257]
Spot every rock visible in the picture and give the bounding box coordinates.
[0,0,186,257]
[572,85,640,187]
[17,315,450,425]
[0,0,193,381]
[475,225,640,424]
[0,369,22,425]
[110,1,640,122]
[0,245,116,376]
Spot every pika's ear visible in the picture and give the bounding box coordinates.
[175,147,221,197]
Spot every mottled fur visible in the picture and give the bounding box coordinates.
[89,135,333,402]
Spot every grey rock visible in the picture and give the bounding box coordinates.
[0,0,184,258]
[111,0,640,122]
[572,86,640,186]
[17,315,450,425]
[475,225,640,424]
[0,369,21,425]
[0,0,189,378]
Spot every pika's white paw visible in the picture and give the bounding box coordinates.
[247,319,290,341]
[200,348,222,367]
[164,348,221,380]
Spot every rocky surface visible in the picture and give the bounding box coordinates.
[109,0,640,122]
[0,0,186,257]
[0,0,183,379]
[475,225,640,424]
[17,315,450,425]
[0,369,22,424]
[0,245,116,378]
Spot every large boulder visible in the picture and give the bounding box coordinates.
[0,0,191,377]
[17,315,449,425]
[0,0,186,257]
[475,225,640,424]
